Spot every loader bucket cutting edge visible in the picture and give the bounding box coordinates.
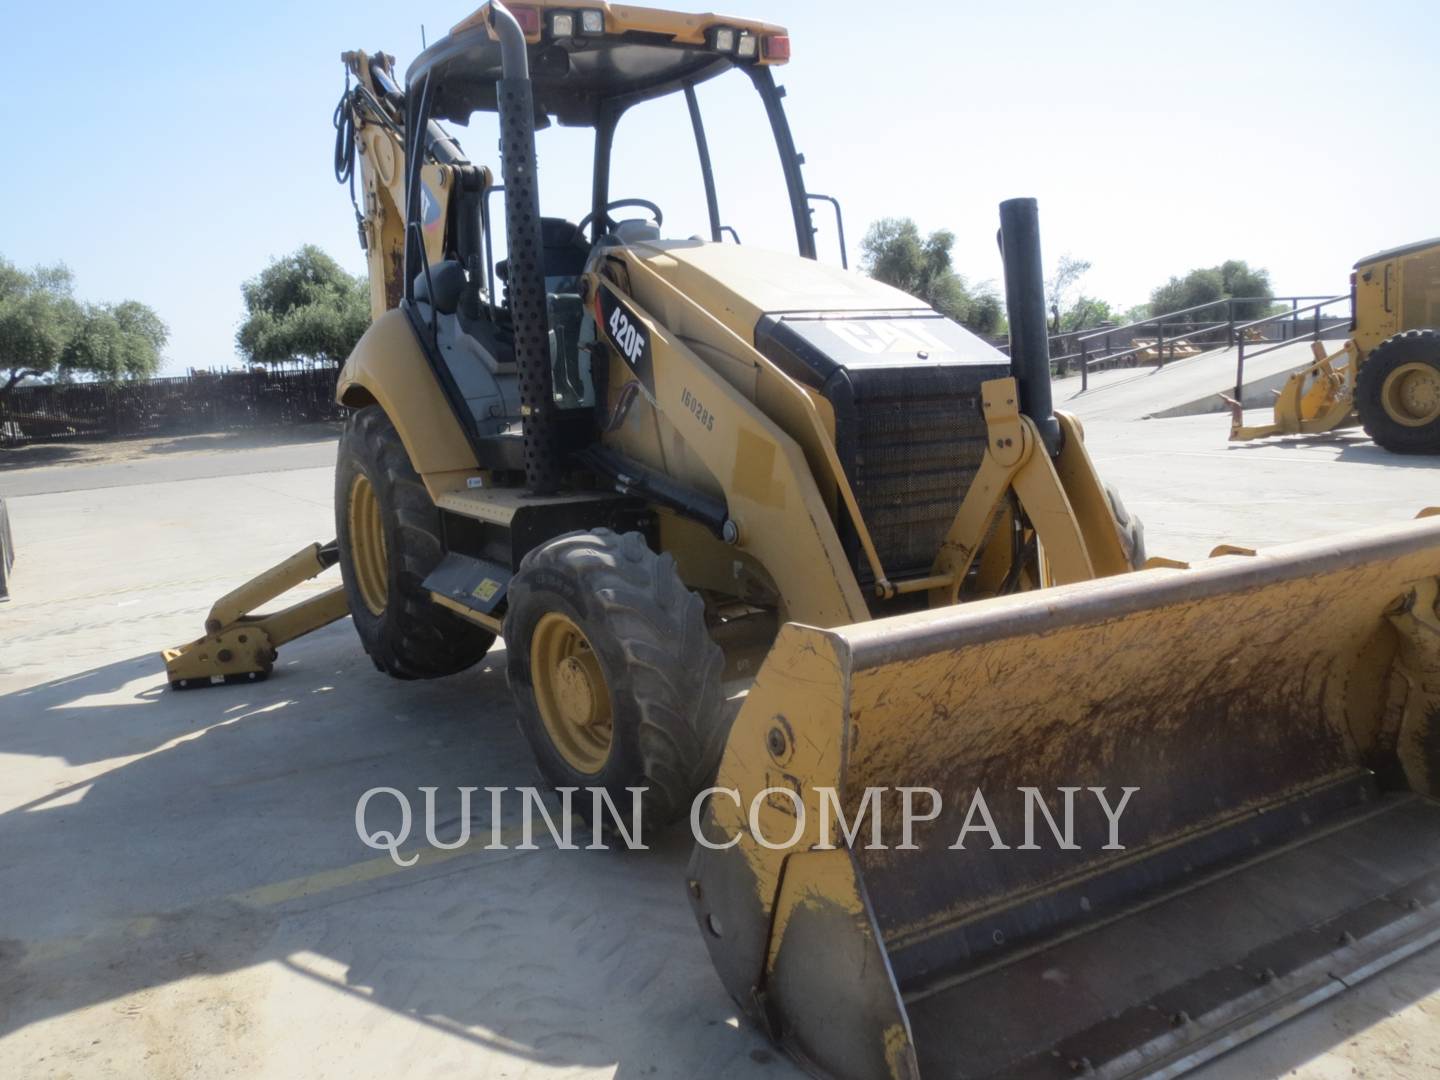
[689,514,1440,1080]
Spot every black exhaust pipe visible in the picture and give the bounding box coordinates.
[998,198,1060,455]
[492,1,561,493]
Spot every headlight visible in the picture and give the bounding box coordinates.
[580,9,605,34]
[551,11,575,37]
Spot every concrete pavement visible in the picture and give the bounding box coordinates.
[1,420,1438,1079]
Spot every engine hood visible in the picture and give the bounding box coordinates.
[624,239,1009,388]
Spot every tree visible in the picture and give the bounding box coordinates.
[1149,260,1275,322]
[237,246,369,365]
[0,260,167,396]
[1058,295,1122,332]
[61,301,168,382]
[1046,254,1090,331]
[0,259,80,396]
[1043,255,1123,333]
[860,218,1004,336]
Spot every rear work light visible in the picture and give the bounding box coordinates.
[709,27,737,52]
[547,9,603,38]
[736,32,758,58]
[763,34,791,61]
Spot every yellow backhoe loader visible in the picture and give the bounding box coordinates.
[1227,237,1440,451]
[163,3,1440,1075]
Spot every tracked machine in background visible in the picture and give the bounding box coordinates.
[163,3,1440,1076]
[1227,237,1440,451]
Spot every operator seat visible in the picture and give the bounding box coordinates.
[412,260,519,437]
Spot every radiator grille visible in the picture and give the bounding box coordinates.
[839,366,993,588]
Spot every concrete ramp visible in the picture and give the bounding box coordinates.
[1055,338,1340,422]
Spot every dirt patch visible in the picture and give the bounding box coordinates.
[0,424,341,473]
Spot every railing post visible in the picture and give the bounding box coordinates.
[1235,335,1246,402]
[1227,298,1235,348]
[1157,321,1166,368]
[1313,303,1321,342]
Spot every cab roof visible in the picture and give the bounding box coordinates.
[408,1,789,127]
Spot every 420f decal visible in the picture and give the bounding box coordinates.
[597,286,654,389]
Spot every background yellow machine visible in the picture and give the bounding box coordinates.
[163,3,1440,1076]
[1229,238,1440,451]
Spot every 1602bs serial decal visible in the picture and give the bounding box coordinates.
[680,387,714,431]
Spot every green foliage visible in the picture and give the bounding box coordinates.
[1058,296,1121,333]
[0,260,165,396]
[860,219,1005,336]
[61,301,169,382]
[1149,260,1275,322]
[237,246,369,365]
[0,259,81,394]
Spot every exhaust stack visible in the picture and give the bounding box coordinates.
[491,1,561,493]
[998,197,1061,454]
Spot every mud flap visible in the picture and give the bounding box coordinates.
[689,513,1440,1078]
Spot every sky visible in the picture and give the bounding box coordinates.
[3,0,1435,375]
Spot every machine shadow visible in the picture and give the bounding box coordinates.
[0,444,86,471]
[1223,431,1440,468]
[0,628,773,1077]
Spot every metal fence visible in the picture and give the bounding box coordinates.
[0,364,344,447]
[1047,295,1349,390]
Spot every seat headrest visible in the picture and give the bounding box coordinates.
[413,260,466,315]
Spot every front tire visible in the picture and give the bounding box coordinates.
[505,529,727,831]
[1356,329,1440,454]
[335,405,494,679]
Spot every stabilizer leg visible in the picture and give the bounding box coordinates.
[163,541,348,688]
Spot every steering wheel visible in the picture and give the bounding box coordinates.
[573,198,664,243]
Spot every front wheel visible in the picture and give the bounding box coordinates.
[335,405,494,678]
[1356,329,1440,454]
[505,529,727,832]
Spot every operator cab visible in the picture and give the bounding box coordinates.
[398,1,828,471]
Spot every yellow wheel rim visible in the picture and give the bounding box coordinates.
[348,473,388,616]
[531,612,613,774]
[1381,362,1440,428]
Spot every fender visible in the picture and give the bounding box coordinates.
[335,308,478,496]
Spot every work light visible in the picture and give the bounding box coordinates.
[551,11,575,37]
[736,32,758,58]
[580,9,605,33]
[711,27,736,52]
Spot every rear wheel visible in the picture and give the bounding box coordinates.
[1356,329,1440,453]
[335,405,494,678]
[505,529,727,832]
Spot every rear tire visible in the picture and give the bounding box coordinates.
[335,405,494,679]
[505,529,727,832]
[1356,329,1440,453]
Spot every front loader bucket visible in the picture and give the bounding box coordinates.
[689,513,1440,1079]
